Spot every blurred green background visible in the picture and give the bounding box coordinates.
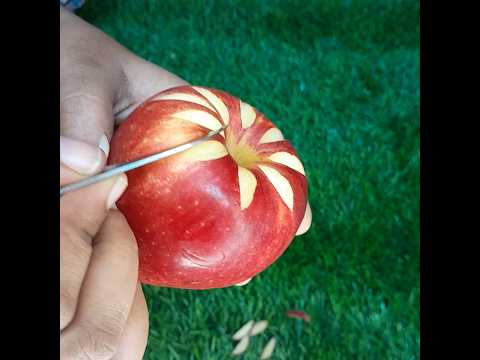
[79,1,419,359]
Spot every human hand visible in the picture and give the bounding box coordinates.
[60,136,148,360]
[60,4,311,290]
[60,6,188,147]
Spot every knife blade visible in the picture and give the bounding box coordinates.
[60,125,227,197]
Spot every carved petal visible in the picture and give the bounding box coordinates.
[181,140,228,161]
[268,152,306,175]
[232,320,254,340]
[232,336,250,355]
[238,167,257,210]
[235,277,252,286]
[258,127,284,144]
[260,338,276,359]
[152,92,216,112]
[240,101,256,129]
[193,87,230,125]
[172,110,224,136]
[258,165,294,210]
[250,320,268,336]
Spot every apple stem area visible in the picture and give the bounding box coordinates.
[225,132,261,169]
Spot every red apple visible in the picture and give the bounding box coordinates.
[108,86,308,289]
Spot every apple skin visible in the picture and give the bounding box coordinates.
[108,86,308,289]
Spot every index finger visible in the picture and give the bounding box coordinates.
[115,55,188,121]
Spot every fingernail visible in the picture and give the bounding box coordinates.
[106,175,128,210]
[60,136,104,175]
[98,133,110,158]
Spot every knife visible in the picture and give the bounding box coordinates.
[60,125,227,197]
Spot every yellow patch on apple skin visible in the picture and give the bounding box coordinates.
[152,92,216,112]
[268,152,306,175]
[181,140,228,161]
[258,165,294,211]
[193,87,230,125]
[172,110,224,137]
[240,101,256,129]
[258,127,284,144]
[238,167,257,210]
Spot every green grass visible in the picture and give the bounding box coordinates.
[79,1,420,359]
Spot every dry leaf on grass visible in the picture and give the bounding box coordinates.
[286,310,311,322]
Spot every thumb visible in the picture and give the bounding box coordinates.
[61,136,128,241]
[60,135,107,182]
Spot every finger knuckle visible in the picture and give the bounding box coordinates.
[60,91,110,128]
[75,307,128,359]
[96,306,129,339]
[74,326,119,360]
[98,306,130,338]
[61,91,104,108]
[105,211,127,228]
[69,37,113,71]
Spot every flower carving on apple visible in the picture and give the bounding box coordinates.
[109,86,308,289]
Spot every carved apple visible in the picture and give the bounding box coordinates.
[108,86,308,289]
